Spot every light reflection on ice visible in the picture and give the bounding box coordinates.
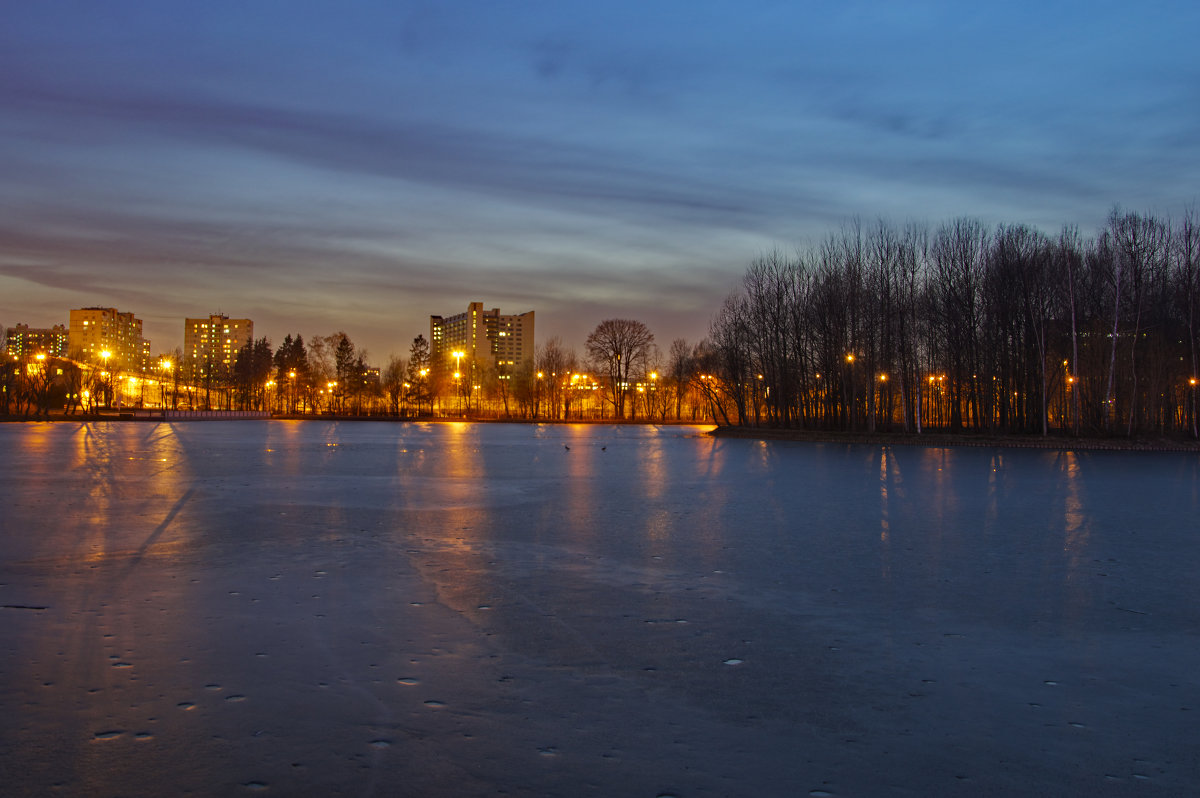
[0,421,1198,796]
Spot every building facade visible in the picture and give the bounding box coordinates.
[183,314,254,381]
[429,302,534,380]
[68,308,147,371]
[4,323,69,359]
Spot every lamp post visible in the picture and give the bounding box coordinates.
[845,353,856,431]
[452,350,465,416]
[1190,377,1198,439]
[99,349,112,409]
[877,373,887,430]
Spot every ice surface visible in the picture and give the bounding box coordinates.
[1,420,1198,796]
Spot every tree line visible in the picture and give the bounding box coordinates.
[8,204,1196,435]
[699,207,1199,438]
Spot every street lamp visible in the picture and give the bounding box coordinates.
[158,358,173,409]
[845,354,856,431]
[99,350,112,409]
[452,351,465,415]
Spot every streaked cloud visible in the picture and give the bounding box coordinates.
[2,0,1197,357]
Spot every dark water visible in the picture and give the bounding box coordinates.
[1,421,1197,796]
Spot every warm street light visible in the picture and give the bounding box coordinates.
[158,358,173,409]
[450,351,466,415]
[98,350,113,409]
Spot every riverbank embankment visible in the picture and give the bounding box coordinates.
[6,411,1198,452]
[710,424,1200,452]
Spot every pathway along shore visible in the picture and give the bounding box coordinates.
[709,424,1200,453]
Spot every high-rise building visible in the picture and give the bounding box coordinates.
[429,302,534,380]
[183,314,254,380]
[68,308,147,370]
[4,323,69,359]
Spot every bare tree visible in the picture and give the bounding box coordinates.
[1106,208,1169,434]
[1176,207,1200,437]
[585,320,653,419]
[536,337,575,419]
[667,338,693,420]
[383,354,406,415]
[931,218,988,431]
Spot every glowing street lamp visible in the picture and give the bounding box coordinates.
[158,358,173,409]
[99,350,113,408]
[450,351,466,415]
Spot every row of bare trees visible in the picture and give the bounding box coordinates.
[702,208,1200,438]
[0,356,89,417]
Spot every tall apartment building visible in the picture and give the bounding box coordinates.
[68,307,147,370]
[183,314,254,380]
[4,323,69,359]
[429,302,534,380]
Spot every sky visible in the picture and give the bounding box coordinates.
[2,1,1198,361]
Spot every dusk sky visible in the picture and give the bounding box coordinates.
[2,1,1198,361]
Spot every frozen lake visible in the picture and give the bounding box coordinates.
[1,420,1197,796]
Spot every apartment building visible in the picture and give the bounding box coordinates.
[183,314,253,380]
[68,307,147,371]
[429,302,534,380]
[4,323,69,359]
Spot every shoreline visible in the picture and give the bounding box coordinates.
[709,424,1200,453]
[4,411,1198,452]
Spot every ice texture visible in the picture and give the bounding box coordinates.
[1,420,1197,796]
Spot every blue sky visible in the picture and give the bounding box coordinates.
[2,1,1197,360]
